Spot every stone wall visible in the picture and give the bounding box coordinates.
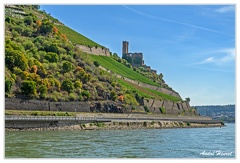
[143,99,192,115]
[76,44,110,56]
[5,98,91,112]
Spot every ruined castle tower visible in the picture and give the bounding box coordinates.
[122,41,129,56]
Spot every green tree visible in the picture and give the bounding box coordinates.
[38,84,47,98]
[5,48,29,71]
[185,97,190,102]
[21,80,37,96]
[39,19,53,34]
[24,16,33,25]
[81,90,90,100]
[61,79,74,93]
[44,52,59,63]
[62,61,73,73]
[93,61,100,67]
[74,81,82,89]
[110,90,117,101]
[5,79,12,94]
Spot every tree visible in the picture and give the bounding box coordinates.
[44,52,59,63]
[61,79,74,93]
[185,97,190,102]
[24,16,33,25]
[93,61,100,67]
[5,48,29,71]
[38,84,47,98]
[5,79,12,94]
[21,80,37,96]
[39,20,53,34]
[81,90,90,100]
[74,81,82,89]
[62,61,73,73]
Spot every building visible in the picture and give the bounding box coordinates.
[122,41,157,74]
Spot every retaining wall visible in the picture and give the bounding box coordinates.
[77,44,110,56]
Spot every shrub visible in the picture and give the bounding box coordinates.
[21,80,37,96]
[61,79,74,93]
[62,61,73,73]
[74,81,82,89]
[186,122,191,126]
[45,52,59,63]
[81,90,90,100]
[159,107,166,114]
[144,105,150,113]
[5,79,12,94]
[93,61,100,67]
[110,90,117,101]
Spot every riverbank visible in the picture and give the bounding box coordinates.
[5,120,223,131]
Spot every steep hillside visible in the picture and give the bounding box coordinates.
[5,5,193,115]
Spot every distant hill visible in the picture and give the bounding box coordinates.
[195,105,235,122]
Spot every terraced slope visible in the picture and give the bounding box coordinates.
[56,25,102,48]
[89,55,159,86]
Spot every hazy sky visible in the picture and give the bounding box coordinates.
[39,5,235,106]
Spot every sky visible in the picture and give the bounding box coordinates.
[39,4,235,106]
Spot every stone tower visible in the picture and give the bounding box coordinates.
[122,41,129,56]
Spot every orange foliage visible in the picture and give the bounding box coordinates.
[75,66,84,72]
[36,20,42,27]
[118,95,124,101]
[52,26,58,34]
[61,34,67,40]
[31,65,38,74]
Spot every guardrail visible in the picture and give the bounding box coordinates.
[5,115,97,121]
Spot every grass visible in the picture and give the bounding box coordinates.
[90,55,159,86]
[117,78,182,102]
[5,110,76,116]
[56,25,102,48]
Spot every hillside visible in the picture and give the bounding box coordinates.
[195,105,235,122]
[5,5,193,115]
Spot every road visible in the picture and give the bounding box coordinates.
[5,115,221,124]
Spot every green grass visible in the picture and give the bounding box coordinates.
[5,110,76,116]
[90,55,159,86]
[117,78,182,102]
[56,25,102,48]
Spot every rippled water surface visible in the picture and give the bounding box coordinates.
[5,123,235,158]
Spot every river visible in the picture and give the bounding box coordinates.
[5,123,235,158]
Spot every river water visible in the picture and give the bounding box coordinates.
[5,123,235,158]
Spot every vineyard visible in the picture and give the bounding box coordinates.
[89,55,159,86]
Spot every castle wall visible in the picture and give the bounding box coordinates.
[76,45,110,56]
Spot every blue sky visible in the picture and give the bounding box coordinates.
[39,5,235,106]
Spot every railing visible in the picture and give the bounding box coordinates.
[5,115,97,121]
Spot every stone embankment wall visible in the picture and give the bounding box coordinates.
[76,45,110,56]
[143,99,193,115]
[5,98,91,112]
[5,120,223,131]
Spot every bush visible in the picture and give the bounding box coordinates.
[159,107,166,114]
[24,16,33,25]
[5,79,12,94]
[62,61,73,73]
[144,105,150,113]
[44,52,59,63]
[93,61,100,67]
[61,79,74,93]
[81,90,90,100]
[21,80,37,96]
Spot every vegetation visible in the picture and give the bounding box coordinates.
[89,55,159,86]
[159,107,166,114]
[4,5,184,114]
[56,25,102,48]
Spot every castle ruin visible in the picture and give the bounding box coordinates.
[122,41,156,73]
